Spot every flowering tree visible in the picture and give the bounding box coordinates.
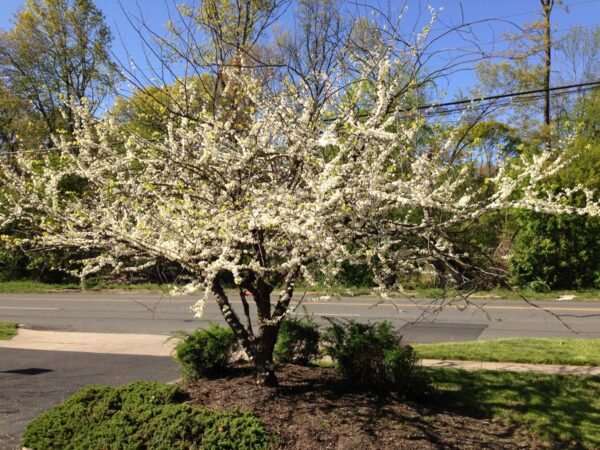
[1,2,598,385]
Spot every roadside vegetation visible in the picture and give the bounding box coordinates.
[0,280,166,294]
[414,338,600,366]
[408,287,600,301]
[2,279,599,302]
[0,321,17,340]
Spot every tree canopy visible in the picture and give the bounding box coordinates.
[0,0,118,138]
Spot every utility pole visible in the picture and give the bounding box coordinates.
[541,0,554,128]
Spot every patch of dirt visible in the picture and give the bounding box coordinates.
[186,365,542,449]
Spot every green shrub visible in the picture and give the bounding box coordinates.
[0,241,28,281]
[528,279,551,293]
[335,260,376,288]
[173,324,238,380]
[510,211,600,290]
[323,320,419,393]
[22,381,274,450]
[274,316,320,365]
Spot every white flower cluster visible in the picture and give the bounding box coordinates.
[190,298,206,319]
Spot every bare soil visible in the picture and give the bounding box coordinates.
[186,364,543,449]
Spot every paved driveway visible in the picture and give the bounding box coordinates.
[0,348,179,450]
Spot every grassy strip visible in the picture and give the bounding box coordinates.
[278,283,600,300]
[0,280,80,293]
[1,280,599,300]
[463,287,600,301]
[414,338,600,367]
[0,280,166,293]
[409,287,600,300]
[0,322,18,340]
[426,368,600,449]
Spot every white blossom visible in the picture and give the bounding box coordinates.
[190,298,206,319]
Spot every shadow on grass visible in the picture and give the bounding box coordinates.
[424,368,600,449]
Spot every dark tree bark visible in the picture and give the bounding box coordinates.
[211,276,284,387]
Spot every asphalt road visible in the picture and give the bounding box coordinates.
[1,292,600,341]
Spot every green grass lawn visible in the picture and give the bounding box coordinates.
[0,322,18,340]
[414,338,600,366]
[426,368,600,449]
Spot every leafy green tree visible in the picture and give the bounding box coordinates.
[510,91,600,289]
[474,1,565,145]
[0,0,118,138]
[111,74,234,138]
[0,82,45,156]
[0,0,119,282]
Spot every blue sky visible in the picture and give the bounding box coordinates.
[2,0,600,99]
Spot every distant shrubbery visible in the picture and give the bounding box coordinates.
[510,212,600,290]
[21,382,274,450]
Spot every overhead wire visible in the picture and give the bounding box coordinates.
[1,80,599,157]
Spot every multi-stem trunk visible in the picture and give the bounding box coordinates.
[211,278,284,387]
[249,278,281,387]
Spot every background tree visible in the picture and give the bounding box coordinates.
[120,0,287,125]
[510,90,600,290]
[467,2,600,290]
[554,26,600,116]
[0,0,119,139]
[473,0,565,142]
[0,81,45,157]
[0,0,119,283]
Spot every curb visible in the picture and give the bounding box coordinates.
[421,358,600,376]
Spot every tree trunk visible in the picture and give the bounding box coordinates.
[253,294,280,387]
[212,277,281,387]
[253,342,278,387]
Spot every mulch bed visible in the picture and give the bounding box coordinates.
[185,364,543,449]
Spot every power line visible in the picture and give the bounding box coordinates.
[419,80,600,112]
[1,80,599,157]
[421,84,600,118]
[321,79,600,122]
